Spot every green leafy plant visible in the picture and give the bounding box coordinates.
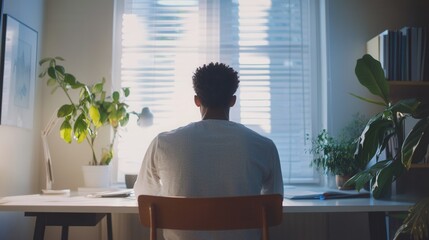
[39,57,130,165]
[310,114,367,176]
[394,200,429,240]
[346,54,429,239]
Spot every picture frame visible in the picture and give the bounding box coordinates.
[0,14,38,129]
[0,1,3,26]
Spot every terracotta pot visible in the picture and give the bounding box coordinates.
[335,175,354,190]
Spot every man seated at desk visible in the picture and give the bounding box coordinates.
[134,62,284,240]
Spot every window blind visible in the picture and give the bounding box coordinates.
[115,0,320,184]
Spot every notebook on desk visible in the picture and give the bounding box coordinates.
[86,189,134,198]
[284,189,370,200]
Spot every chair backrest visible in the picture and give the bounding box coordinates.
[137,194,283,240]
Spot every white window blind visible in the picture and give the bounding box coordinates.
[114,0,320,184]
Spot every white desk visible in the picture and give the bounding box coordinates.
[0,193,414,213]
[282,197,413,213]
[0,193,138,214]
[0,193,415,240]
[0,193,137,240]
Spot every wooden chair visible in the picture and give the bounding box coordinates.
[137,194,283,240]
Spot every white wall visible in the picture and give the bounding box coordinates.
[0,0,45,239]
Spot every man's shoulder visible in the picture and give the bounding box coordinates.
[156,122,198,138]
[231,122,269,136]
[156,121,275,145]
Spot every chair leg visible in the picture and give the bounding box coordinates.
[61,226,69,240]
[106,213,113,240]
[149,205,157,240]
[262,206,269,240]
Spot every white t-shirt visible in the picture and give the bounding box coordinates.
[134,119,284,240]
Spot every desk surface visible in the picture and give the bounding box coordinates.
[0,193,414,214]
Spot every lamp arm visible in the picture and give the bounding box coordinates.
[41,111,59,190]
[40,111,70,195]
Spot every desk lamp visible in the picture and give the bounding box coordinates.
[135,107,154,127]
[41,111,70,195]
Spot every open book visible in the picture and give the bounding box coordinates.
[284,189,370,200]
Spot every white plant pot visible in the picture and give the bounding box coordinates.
[82,165,111,188]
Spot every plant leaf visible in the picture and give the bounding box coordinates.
[100,91,106,102]
[100,148,113,165]
[55,65,65,75]
[74,114,89,143]
[60,120,72,143]
[394,198,429,240]
[402,117,429,168]
[92,82,104,94]
[57,104,74,117]
[371,160,404,199]
[413,102,429,119]
[123,87,130,97]
[39,57,52,66]
[349,93,386,106]
[355,54,390,104]
[108,107,119,128]
[38,70,46,78]
[390,98,420,115]
[47,78,57,87]
[64,73,77,88]
[98,104,109,124]
[112,91,120,102]
[345,169,374,191]
[119,113,130,127]
[355,113,392,167]
[47,66,57,79]
[89,105,102,128]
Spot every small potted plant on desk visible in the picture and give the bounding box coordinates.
[309,115,367,190]
[39,57,131,188]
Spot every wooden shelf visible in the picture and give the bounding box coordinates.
[410,163,429,169]
[397,165,429,196]
[389,81,429,103]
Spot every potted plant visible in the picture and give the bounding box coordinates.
[346,54,429,200]
[348,54,429,239]
[39,57,131,187]
[309,114,367,189]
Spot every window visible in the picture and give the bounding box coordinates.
[113,0,322,184]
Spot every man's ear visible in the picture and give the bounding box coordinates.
[194,95,201,107]
[229,95,237,107]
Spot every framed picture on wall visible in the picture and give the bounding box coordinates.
[0,14,38,129]
[0,1,3,27]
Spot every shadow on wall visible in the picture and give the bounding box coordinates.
[0,212,34,239]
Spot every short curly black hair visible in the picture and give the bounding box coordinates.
[192,62,239,108]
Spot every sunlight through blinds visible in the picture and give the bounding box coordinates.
[116,0,319,184]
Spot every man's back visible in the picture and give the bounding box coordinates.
[152,119,282,196]
[134,119,283,240]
